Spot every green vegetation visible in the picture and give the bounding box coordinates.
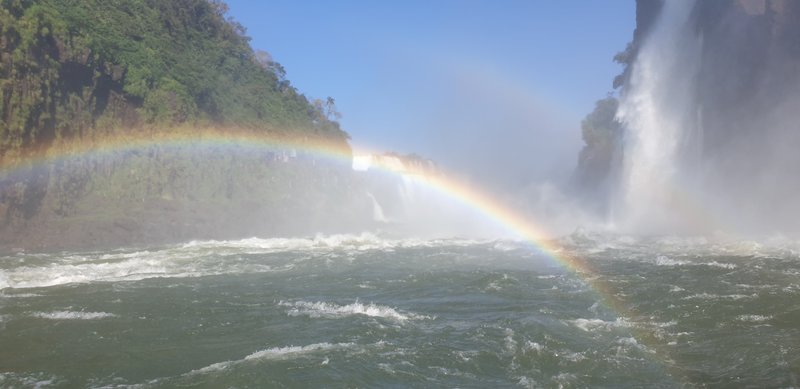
[0,0,348,161]
[574,96,621,203]
[0,0,368,251]
[572,38,633,207]
[580,96,620,162]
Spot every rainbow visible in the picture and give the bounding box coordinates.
[0,128,605,294]
[1,129,569,257]
[0,130,684,383]
[0,130,615,294]
[0,129,610,301]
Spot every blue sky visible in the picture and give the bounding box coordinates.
[225,0,635,186]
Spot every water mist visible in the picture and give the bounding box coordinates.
[614,0,704,234]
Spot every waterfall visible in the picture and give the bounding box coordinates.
[354,153,505,238]
[366,192,388,223]
[397,173,442,227]
[399,174,424,216]
[614,0,703,233]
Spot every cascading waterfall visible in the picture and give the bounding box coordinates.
[398,174,429,219]
[366,192,388,222]
[397,173,452,233]
[614,0,703,233]
[354,155,502,237]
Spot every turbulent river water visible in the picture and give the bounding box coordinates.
[1,232,799,388]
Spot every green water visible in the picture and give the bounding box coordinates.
[1,233,798,387]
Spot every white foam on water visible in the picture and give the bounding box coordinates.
[377,363,397,375]
[737,314,773,322]
[0,271,10,290]
[427,366,476,379]
[31,311,116,320]
[1,234,493,290]
[567,231,800,264]
[567,318,632,332]
[245,342,356,360]
[454,350,479,362]
[523,341,544,353]
[645,248,743,269]
[0,292,42,298]
[681,293,756,301]
[516,375,539,389]
[552,373,578,387]
[279,300,430,322]
[0,372,58,388]
[704,261,737,269]
[569,318,606,332]
[1,250,198,289]
[190,342,357,374]
[561,351,588,362]
[655,256,690,266]
[652,320,678,328]
[181,233,485,253]
[734,283,777,290]
[486,273,518,292]
[617,337,640,346]
[503,328,517,354]
[491,241,524,252]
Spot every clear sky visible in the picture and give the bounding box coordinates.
[225,0,635,187]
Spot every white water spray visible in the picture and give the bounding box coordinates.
[366,192,388,223]
[615,0,703,233]
[353,154,507,238]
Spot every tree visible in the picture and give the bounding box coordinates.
[325,96,342,121]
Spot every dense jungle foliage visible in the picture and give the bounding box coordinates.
[0,0,365,251]
[0,0,348,160]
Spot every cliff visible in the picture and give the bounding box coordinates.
[0,0,369,251]
[0,0,348,155]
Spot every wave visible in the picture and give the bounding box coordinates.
[0,372,58,388]
[560,229,800,260]
[654,256,737,269]
[3,229,792,292]
[181,232,485,252]
[567,318,632,332]
[655,256,690,266]
[0,292,42,298]
[681,293,757,301]
[279,300,431,322]
[0,233,490,290]
[191,342,357,374]
[30,311,116,320]
[736,314,772,322]
[705,261,737,269]
[0,253,194,289]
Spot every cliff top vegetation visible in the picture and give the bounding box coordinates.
[0,0,348,162]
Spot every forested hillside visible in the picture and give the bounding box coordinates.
[0,0,367,251]
[0,0,347,160]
